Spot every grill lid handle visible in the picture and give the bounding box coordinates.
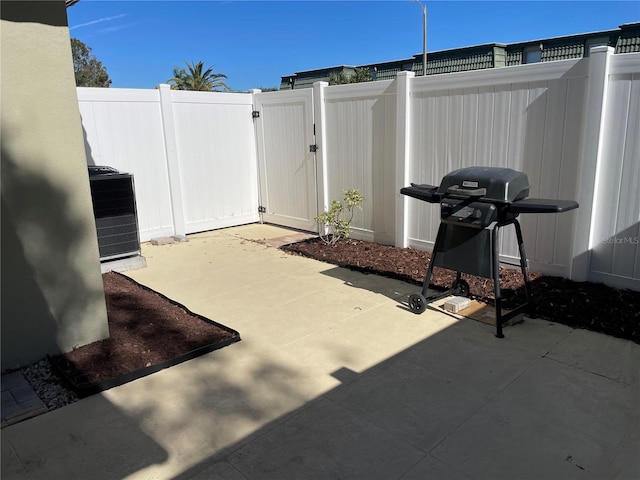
[447,185,487,197]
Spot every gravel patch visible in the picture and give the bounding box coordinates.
[21,358,79,411]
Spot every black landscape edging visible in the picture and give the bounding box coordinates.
[51,272,241,397]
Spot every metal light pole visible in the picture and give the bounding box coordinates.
[412,0,427,76]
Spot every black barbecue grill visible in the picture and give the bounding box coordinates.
[401,166,578,338]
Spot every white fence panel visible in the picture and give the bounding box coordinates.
[170,91,259,234]
[588,53,640,290]
[323,81,397,244]
[78,87,259,242]
[406,59,587,278]
[77,88,174,241]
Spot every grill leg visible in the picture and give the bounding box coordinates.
[421,223,446,297]
[513,220,533,310]
[493,219,532,338]
[492,225,504,338]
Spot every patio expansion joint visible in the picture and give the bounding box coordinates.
[541,354,635,387]
[537,326,576,359]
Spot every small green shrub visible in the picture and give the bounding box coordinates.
[315,189,364,245]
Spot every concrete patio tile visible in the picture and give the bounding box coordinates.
[327,356,493,453]
[183,274,396,338]
[316,264,418,299]
[2,396,168,480]
[317,300,461,358]
[225,398,425,480]
[597,417,640,480]
[179,459,248,480]
[1,434,28,480]
[101,350,345,474]
[430,358,638,479]
[128,252,327,314]
[490,315,575,354]
[545,328,640,387]
[223,294,383,348]
[238,273,381,310]
[21,417,167,480]
[219,223,302,241]
[1,394,124,458]
[138,232,273,268]
[487,357,638,447]
[400,319,547,393]
[243,301,459,391]
[400,454,472,480]
[99,339,343,472]
[433,410,612,480]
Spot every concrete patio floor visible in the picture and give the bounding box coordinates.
[2,224,639,480]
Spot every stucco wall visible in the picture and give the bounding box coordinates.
[1,1,110,370]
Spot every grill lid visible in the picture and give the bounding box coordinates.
[436,167,530,203]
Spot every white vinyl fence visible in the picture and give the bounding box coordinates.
[77,85,259,241]
[404,57,589,278]
[78,46,639,291]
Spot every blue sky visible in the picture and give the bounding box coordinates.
[67,1,640,91]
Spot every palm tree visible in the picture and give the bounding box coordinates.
[167,61,229,91]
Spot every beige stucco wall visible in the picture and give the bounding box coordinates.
[1,1,110,370]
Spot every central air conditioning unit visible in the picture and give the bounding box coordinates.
[88,166,141,261]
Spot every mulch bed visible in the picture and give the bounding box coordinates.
[282,237,640,344]
[50,272,240,396]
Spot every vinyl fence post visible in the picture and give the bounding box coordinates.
[395,71,415,248]
[570,46,614,281]
[313,81,329,235]
[250,89,263,223]
[157,83,187,239]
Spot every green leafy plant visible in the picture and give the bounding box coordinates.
[315,189,364,245]
[328,67,373,86]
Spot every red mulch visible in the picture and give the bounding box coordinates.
[51,272,240,395]
[282,237,640,344]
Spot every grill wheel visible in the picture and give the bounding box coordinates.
[454,279,470,297]
[408,294,428,314]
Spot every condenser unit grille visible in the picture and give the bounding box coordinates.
[88,167,141,261]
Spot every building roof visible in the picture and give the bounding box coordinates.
[281,22,640,89]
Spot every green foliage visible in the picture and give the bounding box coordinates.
[167,61,229,91]
[314,189,364,245]
[351,67,373,83]
[328,67,373,86]
[328,71,351,85]
[71,38,111,87]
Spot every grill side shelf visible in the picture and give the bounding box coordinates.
[508,198,579,214]
[400,184,441,203]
